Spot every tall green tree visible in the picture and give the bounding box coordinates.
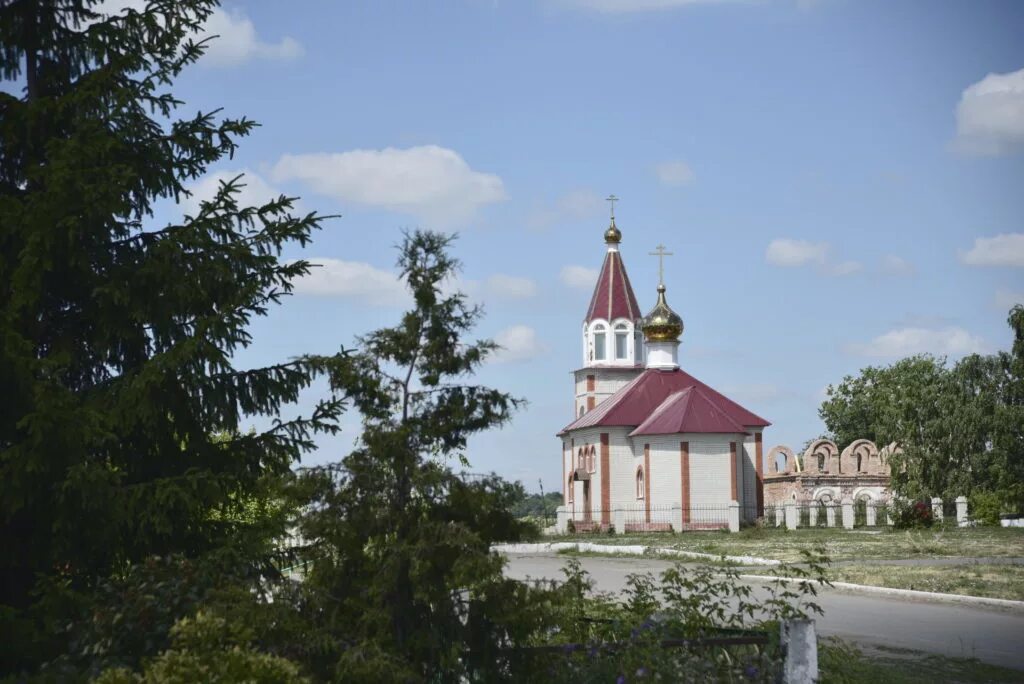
[0,0,344,669]
[293,231,547,681]
[819,306,1024,508]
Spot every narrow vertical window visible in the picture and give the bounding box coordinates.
[636,468,645,499]
[614,323,628,359]
[593,324,607,361]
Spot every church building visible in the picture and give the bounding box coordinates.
[558,208,769,530]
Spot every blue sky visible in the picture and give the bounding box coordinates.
[131,0,1023,489]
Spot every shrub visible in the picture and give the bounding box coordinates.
[890,499,934,529]
[971,491,1003,526]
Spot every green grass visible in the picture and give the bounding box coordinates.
[820,639,1024,683]
[800,562,1024,601]
[545,525,1024,563]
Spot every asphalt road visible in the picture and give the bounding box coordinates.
[503,553,1024,671]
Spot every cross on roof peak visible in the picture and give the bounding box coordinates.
[606,194,618,220]
[648,243,674,286]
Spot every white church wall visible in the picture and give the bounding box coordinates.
[643,435,684,510]
[687,435,734,506]
[742,434,757,515]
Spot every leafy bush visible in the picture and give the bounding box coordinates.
[890,499,934,529]
[971,491,1004,526]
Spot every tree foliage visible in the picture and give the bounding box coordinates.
[819,307,1024,511]
[0,0,345,670]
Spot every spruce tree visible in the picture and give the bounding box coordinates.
[0,0,344,667]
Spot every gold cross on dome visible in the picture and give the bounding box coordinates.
[649,243,674,285]
[606,194,618,220]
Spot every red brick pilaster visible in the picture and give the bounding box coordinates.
[600,433,610,527]
[729,441,738,501]
[587,396,595,411]
[644,443,651,524]
[680,441,690,525]
[586,374,595,392]
[755,432,764,517]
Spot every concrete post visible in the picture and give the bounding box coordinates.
[613,507,625,534]
[956,496,969,527]
[808,505,818,527]
[841,498,854,529]
[672,502,683,532]
[728,500,740,533]
[866,502,877,527]
[555,505,568,534]
[931,497,944,521]
[825,503,836,528]
[785,501,798,529]
[781,619,818,684]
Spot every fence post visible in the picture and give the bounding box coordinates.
[808,505,818,527]
[672,502,683,532]
[866,502,877,527]
[785,501,798,529]
[931,497,943,521]
[956,496,969,527]
[776,505,785,527]
[841,498,854,529]
[728,500,740,533]
[781,618,818,684]
[555,505,568,534]
[614,507,625,534]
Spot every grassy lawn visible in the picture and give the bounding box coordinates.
[544,525,1024,563]
[820,639,1024,683]
[805,562,1024,601]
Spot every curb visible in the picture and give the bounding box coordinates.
[738,574,1024,610]
[493,542,780,567]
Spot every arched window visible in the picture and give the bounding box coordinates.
[817,454,826,472]
[577,448,584,470]
[593,324,607,361]
[567,474,574,503]
[614,323,629,360]
[856,454,863,473]
[579,405,585,418]
[588,447,596,473]
[635,467,645,499]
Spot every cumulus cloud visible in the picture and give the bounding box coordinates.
[560,265,599,290]
[491,325,546,363]
[560,0,733,12]
[271,145,506,225]
[484,274,539,299]
[92,2,302,67]
[953,67,1024,156]
[880,254,915,276]
[765,239,828,267]
[960,233,1024,267]
[527,189,605,230]
[995,289,1024,310]
[845,327,987,358]
[654,160,695,187]
[827,260,863,277]
[182,169,286,216]
[291,259,408,306]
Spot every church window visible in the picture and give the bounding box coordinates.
[817,454,826,472]
[567,475,574,503]
[614,323,629,359]
[635,467,645,499]
[856,454,863,473]
[593,324,607,361]
[579,405,585,418]
[588,447,596,473]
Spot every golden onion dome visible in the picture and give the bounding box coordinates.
[641,284,684,342]
[604,217,622,244]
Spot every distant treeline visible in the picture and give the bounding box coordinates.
[511,491,563,518]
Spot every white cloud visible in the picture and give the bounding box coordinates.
[200,7,303,66]
[995,289,1024,310]
[827,260,863,277]
[291,259,408,306]
[182,169,285,216]
[92,2,302,67]
[953,67,1024,156]
[485,274,539,299]
[271,145,505,225]
[845,327,987,358]
[765,239,828,267]
[880,254,915,276]
[560,265,598,290]
[527,189,604,230]
[960,233,1024,267]
[560,0,734,12]
[491,325,546,363]
[654,160,695,187]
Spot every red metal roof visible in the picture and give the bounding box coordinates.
[558,368,771,435]
[629,387,749,436]
[584,249,641,323]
